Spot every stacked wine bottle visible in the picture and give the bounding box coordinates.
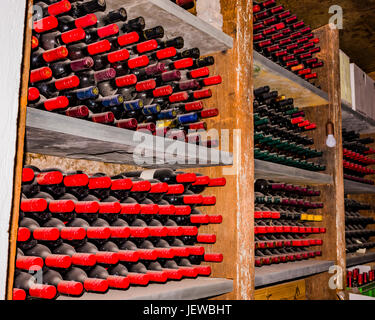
[347,268,375,297]
[345,198,375,253]
[254,86,325,172]
[254,179,326,267]
[13,166,225,300]
[253,0,324,84]
[342,129,375,185]
[28,0,221,145]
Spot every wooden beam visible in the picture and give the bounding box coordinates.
[304,25,345,299]
[5,0,33,300]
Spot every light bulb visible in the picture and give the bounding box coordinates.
[326,134,336,148]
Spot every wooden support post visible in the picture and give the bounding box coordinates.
[304,25,346,299]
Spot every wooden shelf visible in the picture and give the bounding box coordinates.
[255,260,334,288]
[57,277,233,300]
[253,51,329,108]
[346,252,375,267]
[107,0,233,55]
[344,179,375,194]
[342,101,375,134]
[25,108,233,168]
[254,159,333,185]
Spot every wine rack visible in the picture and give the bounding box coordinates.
[13,165,231,300]
[253,0,324,84]
[253,0,330,109]
[254,85,326,173]
[347,267,375,298]
[25,0,234,168]
[345,197,375,268]
[253,179,334,287]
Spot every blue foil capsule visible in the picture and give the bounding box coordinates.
[177,112,198,124]
[142,104,161,115]
[123,99,144,111]
[101,94,124,107]
[157,109,177,120]
[75,86,99,100]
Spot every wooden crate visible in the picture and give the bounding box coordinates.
[255,280,306,300]
[340,50,352,105]
[350,63,375,119]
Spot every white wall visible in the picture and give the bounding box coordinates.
[0,0,27,299]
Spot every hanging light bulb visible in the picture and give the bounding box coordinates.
[326,121,336,148]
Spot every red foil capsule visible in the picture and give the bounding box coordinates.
[153,85,173,97]
[173,58,193,69]
[98,202,121,214]
[107,48,130,63]
[120,203,141,214]
[97,24,119,38]
[181,226,198,236]
[116,118,138,130]
[69,253,99,270]
[83,278,108,293]
[37,171,63,185]
[61,28,86,44]
[200,108,218,118]
[128,55,149,69]
[94,68,116,82]
[21,198,47,212]
[115,74,137,87]
[54,75,80,91]
[32,36,39,49]
[28,87,40,102]
[169,92,188,103]
[33,228,60,241]
[57,281,83,296]
[29,284,57,299]
[189,67,209,79]
[30,67,53,83]
[156,47,177,60]
[202,75,222,86]
[13,289,26,300]
[16,256,44,270]
[117,32,140,46]
[48,0,71,16]
[75,14,98,29]
[65,106,89,118]
[86,227,111,239]
[49,199,75,213]
[137,39,158,53]
[131,180,151,192]
[87,39,111,56]
[193,89,212,99]
[43,46,69,63]
[44,96,69,111]
[117,250,139,262]
[95,252,119,265]
[22,167,35,183]
[139,204,159,215]
[111,178,133,191]
[91,112,115,124]
[33,16,58,33]
[136,79,156,92]
[60,227,86,240]
[88,176,112,189]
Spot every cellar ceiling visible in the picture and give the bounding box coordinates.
[276,0,375,77]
